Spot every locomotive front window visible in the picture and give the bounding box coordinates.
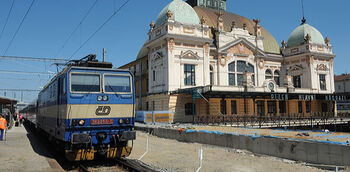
[71,73,100,92]
[104,75,131,93]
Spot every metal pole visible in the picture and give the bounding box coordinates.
[102,48,106,62]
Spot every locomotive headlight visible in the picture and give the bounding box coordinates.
[78,119,85,126]
[103,95,108,101]
[118,118,124,124]
[97,95,103,101]
[125,118,130,124]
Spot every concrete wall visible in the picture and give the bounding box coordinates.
[136,126,350,166]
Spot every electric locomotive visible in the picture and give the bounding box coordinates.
[36,54,136,161]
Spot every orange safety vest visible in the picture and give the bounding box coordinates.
[0,118,7,130]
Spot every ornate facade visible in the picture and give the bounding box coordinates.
[119,0,338,122]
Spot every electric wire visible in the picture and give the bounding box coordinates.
[69,0,131,59]
[54,0,99,57]
[0,70,54,75]
[2,0,36,56]
[0,0,15,42]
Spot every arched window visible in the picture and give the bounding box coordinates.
[228,61,255,86]
[274,70,280,86]
[210,65,214,85]
[265,69,272,79]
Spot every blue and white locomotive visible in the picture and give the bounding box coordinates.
[35,55,135,161]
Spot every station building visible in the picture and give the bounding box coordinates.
[119,0,340,122]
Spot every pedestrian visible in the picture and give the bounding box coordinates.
[0,114,7,141]
[19,114,23,127]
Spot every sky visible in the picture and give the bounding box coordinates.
[0,0,349,103]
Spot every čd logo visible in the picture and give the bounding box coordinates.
[95,106,111,115]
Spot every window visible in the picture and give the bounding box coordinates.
[274,70,280,86]
[321,103,327,113]
[293,75,301,88]
[279,101,286,114]
[306,101,311,113]
[228,62,235,86]
[146,102,149,111]
[185,103,194,115]
[231,100,237,114]
[71,73,100,92]
[104,75,131,93]
[153,70,155,81]
[267,101,276,114]
[210,65,214,85]
[184,64,195,85]
[298,101,303,113]
[265,69,272,79]
[220,99,226,115]
[320,74,326,90]
[257,101,265,115]
[228,61,255,86]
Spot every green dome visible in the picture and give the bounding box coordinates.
[155,0,200,26]
[287,23,325,47]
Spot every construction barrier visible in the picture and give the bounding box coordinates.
[135,111,173,124]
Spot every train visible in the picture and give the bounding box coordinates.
[21,54,136,161]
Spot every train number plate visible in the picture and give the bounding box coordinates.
[90,119,114,125]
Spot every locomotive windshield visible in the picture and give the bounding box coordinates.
[71,73,100,92]
[104,74,131,93]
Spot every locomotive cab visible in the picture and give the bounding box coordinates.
[37,55,136,161]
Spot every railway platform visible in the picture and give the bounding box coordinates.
[0,125,64,172]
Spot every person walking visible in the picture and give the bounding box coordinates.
[19,114,23,127]
[0,114,7,141]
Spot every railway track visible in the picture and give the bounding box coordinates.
[78,158,160,172]
[24,122,161,172]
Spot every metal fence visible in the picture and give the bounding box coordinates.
[194,112,350,128]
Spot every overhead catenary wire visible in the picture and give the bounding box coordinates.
[69,0,131,59]
[0,55,69,62]
[0,0,15,42]
[2,0,36,56]
[0,69,54,75]
[54,0,99,58]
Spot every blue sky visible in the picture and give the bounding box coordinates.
[0,0,349,102]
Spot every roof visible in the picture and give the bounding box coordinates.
[335,74,350,82]
[287,23,325,47]
[155,0,200,26]
[0,97,17,105]
[136,40,149,60]
[193,6,281,54]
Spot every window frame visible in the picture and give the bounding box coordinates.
[265,69,272,79]
[306,101,311,113]
[185,103,194,116]
[298,101,303,113]
[103,73,133,94]
[69,72,102,94]
[293,75,301,88]
[231,100,237,114]
[228,60,255,86]
[319,74,326,90]
[267,101,276,114]
[184,64,196,86]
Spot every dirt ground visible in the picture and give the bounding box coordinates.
[128,131,331,172]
